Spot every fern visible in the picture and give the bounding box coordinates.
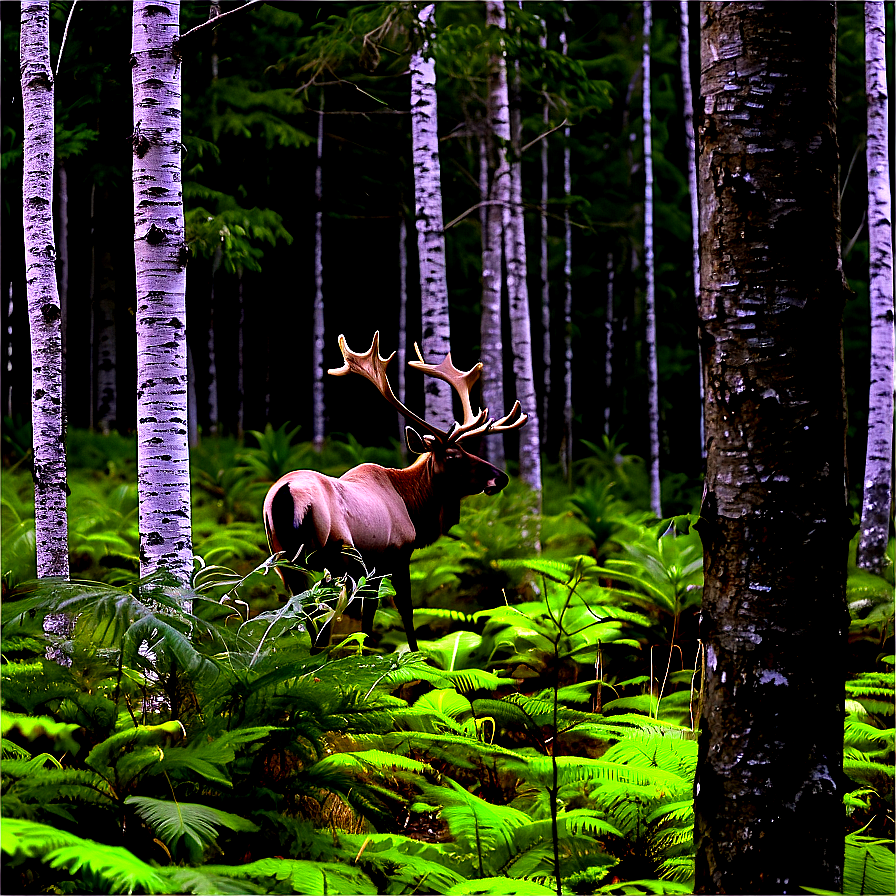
[202,857,378,895]
[125,795,259,859]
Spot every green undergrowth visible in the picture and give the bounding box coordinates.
[1,426,894,894]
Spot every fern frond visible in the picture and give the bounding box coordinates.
[843,833,896,896]
[203,857,378,895]
[445,875,558,895]
[124,795,258,854]
[494,557,577,583]
[656,855,695,883]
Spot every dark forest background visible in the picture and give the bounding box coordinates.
[1,2,892,514]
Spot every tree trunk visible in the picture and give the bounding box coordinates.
[397,213,409,458]
[21,0,69,580]
[410,2,453,429]
[495,0,542,507]
[132,0,193,586]
[604,253,614,437]
[480,84,506,469]
[207,246,221,435]
[642,1,661,519]
[312,94,326,451]
[560,17,573,481]
[856,0,894,574]
[679,0,705,461]
[539,25,550,448]
[694,4,848,892]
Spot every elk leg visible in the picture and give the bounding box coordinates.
[390,562,418,652]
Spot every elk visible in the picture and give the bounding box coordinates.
[263,332,527,651]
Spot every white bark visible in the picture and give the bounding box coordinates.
[207,246,221,435]
[21,0,69,580]
[560,18,573,481]
[312,96,325,450]
[132,0,193,585]
[481,37,507,470]
[397,214,409,455]
[605,253,614,437]
[495,0,542,506]
[643,0,661,518]
[539,25,550,446]
[679,0,704,460]
[856,1,894,574]
[410,2,453,429]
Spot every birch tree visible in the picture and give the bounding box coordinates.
[560,16,573,480]
[694,4,848,891]
[499,0,542,503]
[410,2,453,430]
[312,95,326,451]
[679,0,704,459]
[856,0,894,574]
[642,1,661,518]
[539,24,550,445]
[21,0,69,580]
[132,0,193,585]
[480,8,508,470]
[604,253,614,436]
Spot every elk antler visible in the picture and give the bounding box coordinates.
[410,343,528,443]
[329,332,528,447]
[328,332,449,442]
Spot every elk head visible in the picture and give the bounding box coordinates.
[328,331,527,507]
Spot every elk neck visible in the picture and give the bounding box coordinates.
[384,453,460,547]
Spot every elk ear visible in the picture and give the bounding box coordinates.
[405,426,429,455]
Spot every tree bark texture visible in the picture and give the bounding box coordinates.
[855,0,894,574]
[313,97,325,451]
[539,26,550,446]
[132,0,193,585]
[410,2,453,430]
[397,213,409,456]
[21,0,70,579]
[605,253,614,437]
[642,1,662,519]
[481,4,508,470]
[500,0,542,505]
[560,18,573,481]
[694,4,849,893]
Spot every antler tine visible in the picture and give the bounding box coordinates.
[328,332,449,441]
[409,343,485,429]
[454,400,528,443]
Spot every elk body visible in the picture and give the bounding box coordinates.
[263,332,527,651]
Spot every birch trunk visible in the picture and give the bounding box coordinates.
[481,73,507,469]
[604,253,614,436]
[539,26,550,447]
[679,0,705,460]
[397,213,409,457]
[694,4,848,891]
[207,246,221,435]
[498,0,542,505]
[21,0,69,580]
[410,2,453,429]
[132,0,193,586]
[642,1,661,518]
[560,17,573,481]
[312,96,325,451]
[856,0,894,574]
